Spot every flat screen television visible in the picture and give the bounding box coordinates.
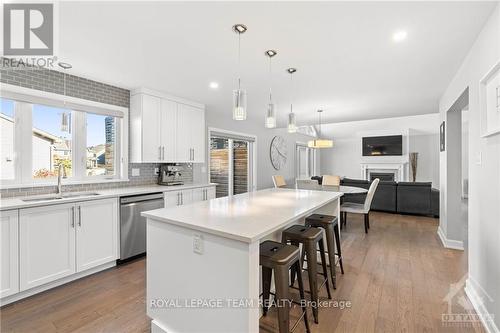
[362,135,403,156]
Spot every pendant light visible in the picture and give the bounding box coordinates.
[287,68,297,133]
[265,50,277,128]
[308,109,333,148]
[58,62,72,133]
[232,24,247,121]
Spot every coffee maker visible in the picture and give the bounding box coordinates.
[158,164,184,186]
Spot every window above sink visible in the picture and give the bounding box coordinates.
[0,84,129,188]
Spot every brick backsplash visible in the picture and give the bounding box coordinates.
[0,58,193,198]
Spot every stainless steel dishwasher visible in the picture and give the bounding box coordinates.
[120,192,164,261]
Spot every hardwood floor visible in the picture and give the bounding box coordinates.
[1,212,484,333]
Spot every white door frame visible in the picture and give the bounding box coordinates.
[295,142,316,179]
[207,127,258,193]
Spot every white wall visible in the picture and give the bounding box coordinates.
[320,113,440,187]
[194,111,320,190]
[439,4,499,332]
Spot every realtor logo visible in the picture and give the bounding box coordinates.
[3,3,53,55]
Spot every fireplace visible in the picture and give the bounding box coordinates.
[370,172,395,181]
[360,162,408,182]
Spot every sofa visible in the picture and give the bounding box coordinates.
[311,176,439,217]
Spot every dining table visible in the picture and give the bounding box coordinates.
[285,183,368,195]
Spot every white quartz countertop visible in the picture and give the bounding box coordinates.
[0,183,216,211]
[142,188,342,243]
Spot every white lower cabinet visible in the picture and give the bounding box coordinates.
[206,187,216,200]
[19,203,76,291]
[18,199,118,292]
[164,190,182,208]
[76,199,118,272]
[193,187,216,201]
[1,210,19,298]
[164,186,216,207]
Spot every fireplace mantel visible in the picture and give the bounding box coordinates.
[360,162,409,182]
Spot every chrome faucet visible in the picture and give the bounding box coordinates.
[57,163,65,197]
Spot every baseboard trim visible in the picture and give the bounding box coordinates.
[437,226,464,250]
[465,278,499,333]
[151,320,168,333]
[0,261,116,306]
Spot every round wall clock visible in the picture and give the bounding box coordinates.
[270,136,287,170]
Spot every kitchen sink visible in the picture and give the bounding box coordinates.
[22,192,100,203]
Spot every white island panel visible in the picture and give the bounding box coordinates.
[144,188,342,333]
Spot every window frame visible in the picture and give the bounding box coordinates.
[0,83,129,188]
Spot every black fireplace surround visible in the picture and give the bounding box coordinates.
[311,176,439,217]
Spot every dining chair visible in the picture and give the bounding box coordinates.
[272,175,287,188]
[322,175,341,186]
[340,178,379,233]
[296,179,321,190]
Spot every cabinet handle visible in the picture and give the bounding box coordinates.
[71,206,75,228]
[158,146,162,160]
[78,206,82,227]
[192,148,195,161]
[177,192,180,205]
[181,192,184,205]
[162,146,165,160]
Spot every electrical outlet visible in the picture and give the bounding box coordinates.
[131,168,140,177]
[193,234,203,254]
[154,167,159,175]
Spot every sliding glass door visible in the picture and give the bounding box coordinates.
[209,132,254,198]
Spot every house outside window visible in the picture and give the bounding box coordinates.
[0,87,128,187]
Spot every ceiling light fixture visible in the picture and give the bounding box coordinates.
[393,30,408,42]
[287,68,297,133]
[232,24,247,121]
[58,62,72,70]
[59,62,72,133]
[265,49,277,129]
[308,109,333,148]
[209,82,219,89]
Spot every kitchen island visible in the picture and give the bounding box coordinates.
[142,188,342,333]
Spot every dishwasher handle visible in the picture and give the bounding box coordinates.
[120,192,164,204]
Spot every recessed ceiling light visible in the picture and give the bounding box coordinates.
[58,62,72,69]
[393,30,408,42]
[209,82,219,89]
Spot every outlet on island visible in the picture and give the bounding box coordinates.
[193,234,203,254]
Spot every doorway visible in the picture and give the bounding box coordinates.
[295,143,316,179]
[442,87,469,252]
[208,128,257,198]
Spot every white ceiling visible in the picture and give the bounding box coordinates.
[58,1,496,126]
[320,113,440,139]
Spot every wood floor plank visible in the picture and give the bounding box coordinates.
[0,212,487,333]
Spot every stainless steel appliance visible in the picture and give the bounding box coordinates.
[158,164,184,186]
[119,192,164,260]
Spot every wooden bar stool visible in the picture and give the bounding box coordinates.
[305,214,344,289]
[281,225,331,324]
[260,241,310,333]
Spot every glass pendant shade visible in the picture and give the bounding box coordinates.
[61,113,69,132]
[232,89,247,120]
[265,103,277,128]
[288,112,297,133]
[308,139,333,148]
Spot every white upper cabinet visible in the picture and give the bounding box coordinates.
[161,99,177,161]
[140,94,162,162]
[1,210,19,298]
[130,88,205,163]
[177,103,205,163]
